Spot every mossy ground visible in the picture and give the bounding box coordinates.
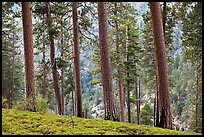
[2,108,201,135]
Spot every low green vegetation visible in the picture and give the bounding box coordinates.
[2,108,201,135]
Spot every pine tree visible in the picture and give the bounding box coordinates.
[22,2,36,112]
[72,2,83,118]
[98,2,116,121]
[149,2,172,129]
[113,2,125,122]
[46,2,63,115]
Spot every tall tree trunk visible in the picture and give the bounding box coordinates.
[2,64,4,97]
[22,2,36,112]
[153,83,157,126]
[155,74,160,127]
[195,66,198,133]
[135,78,139,125]
[61,27,65,115]
[72,2,83,118]
[72,90,75,116]
[46,2,63,115]
[114,2,125,122]
[126,26,131,123]
[163,2,166,36]
[98,2,116,121]
[138,78,140,124]
[149,2,172,129]
[7,89,10,108]
[42,30,47,99]
[10,25,15,109]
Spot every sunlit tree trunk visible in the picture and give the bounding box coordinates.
[22,2,36,112]
[149,2,172,129]
[72,2,83,117]
[46,2,63,115]
[98,2,116,121]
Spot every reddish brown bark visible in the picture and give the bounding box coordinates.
[98,2,116,121]
[22,2,36,112]
[163,2,166,36]
[149,2,172,129]
[114,2,125,122]
[46,2,63,115]
[72,2,83,118]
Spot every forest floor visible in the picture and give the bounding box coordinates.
[2,108,201,135]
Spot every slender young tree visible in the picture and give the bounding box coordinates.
[46,2,63,115]
[60,27,65,115]
[72,2,83,118]
[195,65,199,133]
[149,2,172,129]
[114,2,125,122]
[2,64,4,97]
[135,78,139,125]
[10,20,15,109]
[138,78,140,124]
[98,2,116,121]
[126,26,131,123]
[153,83,157,126]
[22,2,36,111]
[42,30,47,99]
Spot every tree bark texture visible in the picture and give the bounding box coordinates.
[98,2,116,121]
[149,2,172,129]
[46,2,63,115]
[72,2,83,118]
[163,2,166,36]
[22,2,36,112]
[114,2,125,122]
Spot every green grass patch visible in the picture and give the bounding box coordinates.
[2,108,201,135]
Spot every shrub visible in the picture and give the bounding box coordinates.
[2,97,7,108]
[13,101,26,111]
[36,96,49,113]
[175,124,180,131]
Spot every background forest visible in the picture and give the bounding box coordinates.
[2,2,202,134]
